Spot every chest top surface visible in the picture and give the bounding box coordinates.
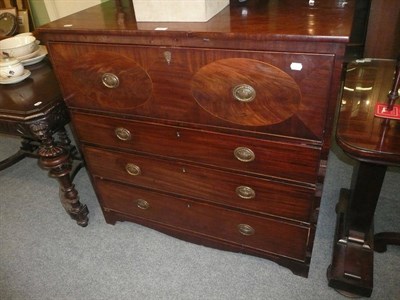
[37,0,355,48]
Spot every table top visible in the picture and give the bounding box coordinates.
[37,0,354,47]
[0,60,62,122]
[336,59,400,165]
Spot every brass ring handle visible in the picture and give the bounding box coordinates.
[236,186,256,200]
[125,163,141,176]
[238,224,255,236]
[136,199,150,210]
[102,73,120,88]
[232,84,256,102]
[234,147,255,162]
[115,127,131,141]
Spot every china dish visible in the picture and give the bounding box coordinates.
[21,45,48,66]
[0,35,37,58]
[14,45,40,61]
[0,56,24,78]
[0,69,31,84]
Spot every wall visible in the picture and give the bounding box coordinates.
[29,0,109,27]
[29,0,50,27]
[364,0,400,58]
[43,0,105,21]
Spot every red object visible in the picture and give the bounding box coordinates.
[374,103,400,119]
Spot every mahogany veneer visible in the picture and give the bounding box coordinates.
[37,0,355,276]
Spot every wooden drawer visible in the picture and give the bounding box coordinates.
[73,113,321,183]
[83,146,315,222]
[50,42,334,140]
[95,178,310,262]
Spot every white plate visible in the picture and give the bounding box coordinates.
[13,46,40,61]
[21,45,48,66]
[0,69,31,84]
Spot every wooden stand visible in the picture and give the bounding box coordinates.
[327,59,400,297]
[0,61,88,226]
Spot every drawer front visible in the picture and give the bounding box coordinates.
[73,113,321,183]
[50,43,334,140]
[95,179,310,261]
[84,146,315,222]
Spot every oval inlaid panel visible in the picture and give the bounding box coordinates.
[72,51,152,110]
[191,58,301,126]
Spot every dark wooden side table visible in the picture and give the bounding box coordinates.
[327,59,400,297]
[0,60,89,226]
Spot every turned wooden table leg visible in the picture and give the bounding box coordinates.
[56,127,85,181]
[30,121,89,227]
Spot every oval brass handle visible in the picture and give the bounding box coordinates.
[102,73,119,88]
[236,186,256,200]
[125,163,141,176]
[238,224,255,236]
[137,199,150,210]
[115,127,131,141]
[234,147,255,162]
[232,84,256,103]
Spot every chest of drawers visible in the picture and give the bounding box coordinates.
[38,0,354,277]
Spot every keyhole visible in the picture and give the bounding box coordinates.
[164,51,172,64]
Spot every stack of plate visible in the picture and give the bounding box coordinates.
[1,33,48,66]
[17,43,48,66]
[0,34,48,84]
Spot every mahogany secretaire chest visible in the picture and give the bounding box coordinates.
[37,0,354,277]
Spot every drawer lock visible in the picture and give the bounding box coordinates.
[164,51,172,64]
[238,224,255,236]
[236,186,256,199]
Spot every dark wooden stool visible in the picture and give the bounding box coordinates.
[0,60,89,227]
[327,59,400,297]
